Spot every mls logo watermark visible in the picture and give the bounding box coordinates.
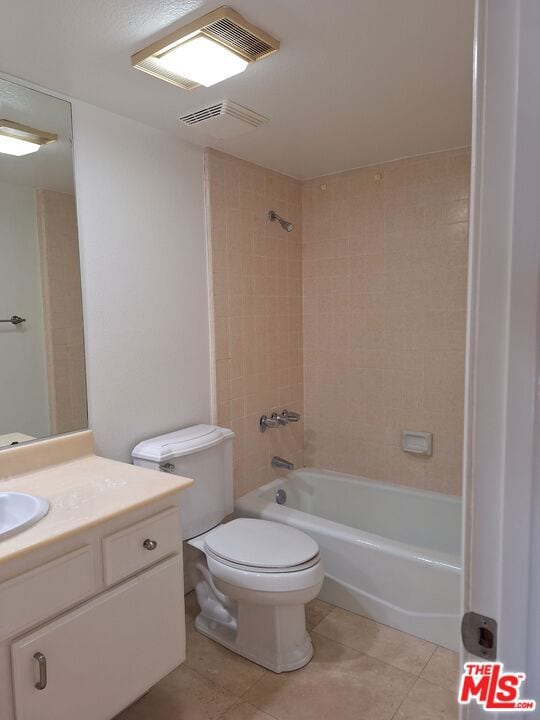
[459,662,536,712]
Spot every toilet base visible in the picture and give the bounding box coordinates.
[194,606,314,673]
[189,554,317,673]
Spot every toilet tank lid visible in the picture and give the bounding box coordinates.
[132,425,234,462]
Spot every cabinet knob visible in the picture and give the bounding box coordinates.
[143,538,158,551]
[34,652,47,690]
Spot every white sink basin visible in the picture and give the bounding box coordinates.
[0,492,50,541]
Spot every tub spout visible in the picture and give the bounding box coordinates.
[272,456,294,471]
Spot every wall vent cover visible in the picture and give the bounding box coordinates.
[179,100,269,139]
[132,6,279,90]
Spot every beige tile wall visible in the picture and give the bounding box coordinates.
[207,148,469,497]
[205,149,304,497]
[302,149,470,495]
[37,190,87,435]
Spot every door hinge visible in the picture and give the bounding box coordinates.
[461,611,497,660]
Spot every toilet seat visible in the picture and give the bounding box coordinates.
[207,552,324,595]
[203,518,319,572]
[205,547,321,573]
[190,517,324,595]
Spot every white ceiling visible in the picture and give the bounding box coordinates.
[0,77,74,193]
[0,0,474,179]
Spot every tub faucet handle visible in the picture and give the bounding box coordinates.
[272,412,289,426]
[259,414,280,432]
[282,409,301,423]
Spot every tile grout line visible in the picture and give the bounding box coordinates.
[309,604,452,681]
[215,675,282,720]
[184,610,279,719]
[388,674,460,720]
[180,663,239,711]
[310,626,431,683]
[389,678,418,720]
[386,647,441,720]
[419,643,439,674]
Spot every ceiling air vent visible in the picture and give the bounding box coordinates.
[180,102,225,126]
[179,100,269,139]
[132,6,279,90]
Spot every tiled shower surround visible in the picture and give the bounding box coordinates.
[205,149,304,498]
[206,148,470,497]
[37,190,87,435]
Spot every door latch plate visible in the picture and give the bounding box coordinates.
[461,611,497,660]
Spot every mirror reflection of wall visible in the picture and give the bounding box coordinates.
[0,78,87,448]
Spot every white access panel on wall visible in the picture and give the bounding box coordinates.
[11,557,184,720]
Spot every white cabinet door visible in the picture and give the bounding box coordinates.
[11,556,185,720]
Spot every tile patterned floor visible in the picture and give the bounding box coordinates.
[116,593,460,720]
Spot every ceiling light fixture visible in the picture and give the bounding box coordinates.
[0,120,57,157]
[132,5,279,90]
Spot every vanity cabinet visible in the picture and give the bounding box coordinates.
[11,556,183,720]
[0,497,186,720]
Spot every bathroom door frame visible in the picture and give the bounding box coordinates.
[463,1,539,718]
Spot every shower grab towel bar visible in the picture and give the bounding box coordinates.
[0,316,26,325]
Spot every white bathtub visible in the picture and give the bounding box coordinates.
[234,468,462,650]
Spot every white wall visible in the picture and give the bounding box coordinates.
[530,293,540,701]
[522,0,540,700]
[72,102,211,462]
[0,181,50,438]
[465,1,540,706]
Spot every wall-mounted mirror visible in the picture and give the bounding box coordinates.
[0,77,87,449]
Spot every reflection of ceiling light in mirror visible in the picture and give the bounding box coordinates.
[0,120,57,157]
[0,135,40,156]
[132,6,279,90]
[158,36,248,87]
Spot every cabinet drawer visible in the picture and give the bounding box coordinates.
[0,547,95,641]
[11,556,185,720]
[102,507,180,585]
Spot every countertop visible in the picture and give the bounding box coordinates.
[0,453,193,565]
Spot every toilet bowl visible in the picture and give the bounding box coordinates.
[132,425,323,672]
[189,518,324,672]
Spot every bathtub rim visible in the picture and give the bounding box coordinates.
[263,466,463,504]
[235,469,462,573]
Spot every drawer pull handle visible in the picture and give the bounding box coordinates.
[143,538,158,551]
[34,652,47,690]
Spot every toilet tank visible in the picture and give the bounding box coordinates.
[132,425,234,540]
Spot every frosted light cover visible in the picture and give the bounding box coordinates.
[158,35,248,87]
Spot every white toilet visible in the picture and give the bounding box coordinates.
[132,424,324,673]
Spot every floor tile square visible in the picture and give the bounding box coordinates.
[420,647,460,692]
[305,598,334,630]
[393,678,458,720]
[314,607,437,674]
[114,664,236,720]
[221,701,277,720]
[185,620,267,696]
[244,633,415,720]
